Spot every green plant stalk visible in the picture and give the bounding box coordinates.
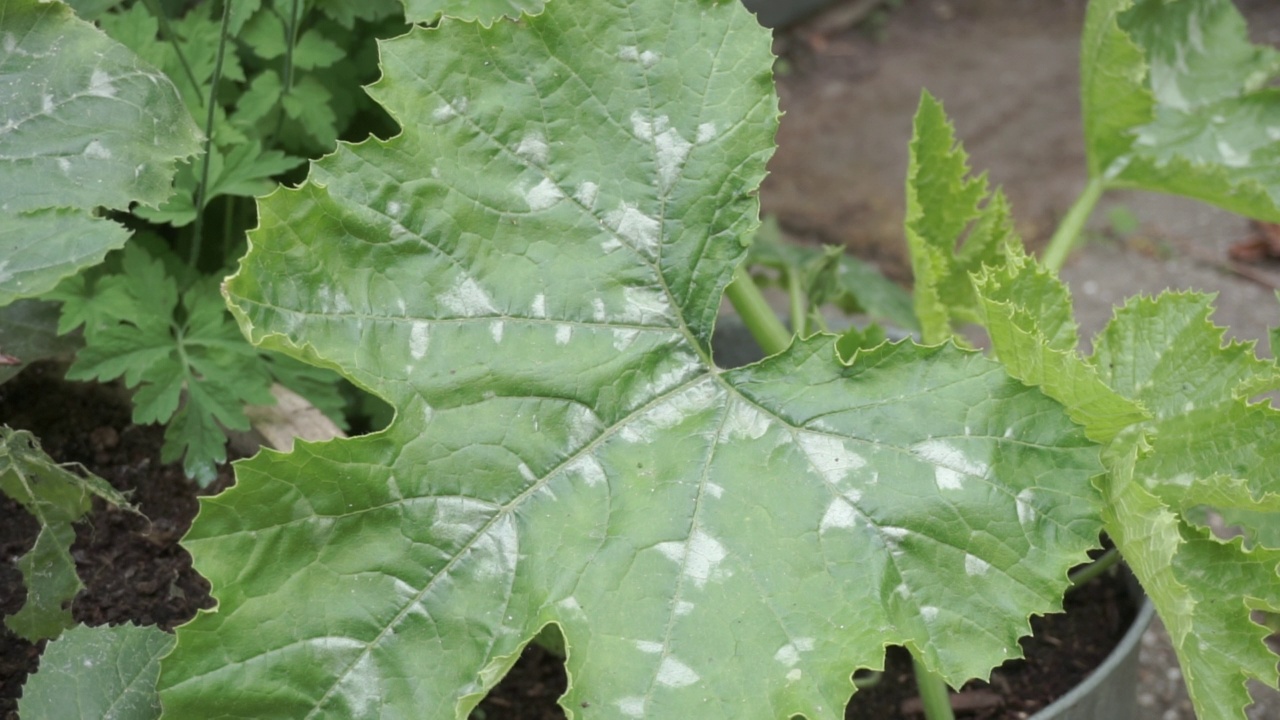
[269,0,303,146]
[725,265,792,357]
[1040,176,1106,273]
[189,0,234,268]
[1068,547,1121,589]
[786,267,807,338]
[912,656,956,720]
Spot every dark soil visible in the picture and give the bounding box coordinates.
[0,363,235,720]
[0,363,1137,720]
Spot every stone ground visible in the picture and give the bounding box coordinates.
[753,0,1280,717]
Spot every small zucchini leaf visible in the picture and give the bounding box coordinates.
[905,92,1019,344]
[0,427,135,642]
[160,3,1105,718]
[18,623,173,720]
[0,0,201,305]
[972,248,1150,444]
[1081,0,1280,221]
[1091,293,1280,719]
[748,217,918,333]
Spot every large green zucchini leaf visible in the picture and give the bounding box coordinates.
[160,2,1104,717]
[0,0,200,305]
[975,255,1280,719]
[1081,0,1280,220]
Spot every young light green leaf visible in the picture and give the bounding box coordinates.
[0,427,134,641]
[905,92,1018,344]
[161,5,1105,718]
[18,623,173,720]
[1091,293,1280,718]
[0,0,200,304]
[1092,292,1280,506]
[1081,0,1280,221]
[972,249,1149,443]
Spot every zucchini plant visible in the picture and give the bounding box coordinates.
[6,0,1280,718]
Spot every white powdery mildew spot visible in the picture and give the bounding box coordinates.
[656,529,727,589]
[41,94,54,114]
[439,276,497,317]
[605,202,662,256]
[515,130,549,165]
[523,177,563,211]
[619,286,672,324]
[616,697,646,718]
[617,45,660,68]
[613,328,640,351]
[432,96,468,122]
[58,158,71,172]
[674,600,695,616]
[1016,489,1037,527]
[820,497,858,533]
[531,293,547,318]
[574,181,599,208]
[87,69,116,98]
[773,638,815,667]
[786,669,802,683]
[490,321,504,344]
[911,439,989,490]
[631,111,692,192]
[656,656,700,688]
[555,324,572,346]
[518,463,537,483]
[624,380,717,443]
[635,640,664,654]
[1216,138,1251,168]
[566,455,606,487]
[696,122,717,144]
[409,322,429,360]
[387,200,402,217]
[591,297,607,322]
[934,467,964,491]
[724,400,770,441]
[557,596,583,614]
[921,606,940,622]
[83,139,111,160]
[798,434,867,484]
[965,553,991,576]
[705,482,724,499]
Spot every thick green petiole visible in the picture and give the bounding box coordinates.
[725,265,792,357]
[1041,176,1106,273]
[912,655,957,720]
